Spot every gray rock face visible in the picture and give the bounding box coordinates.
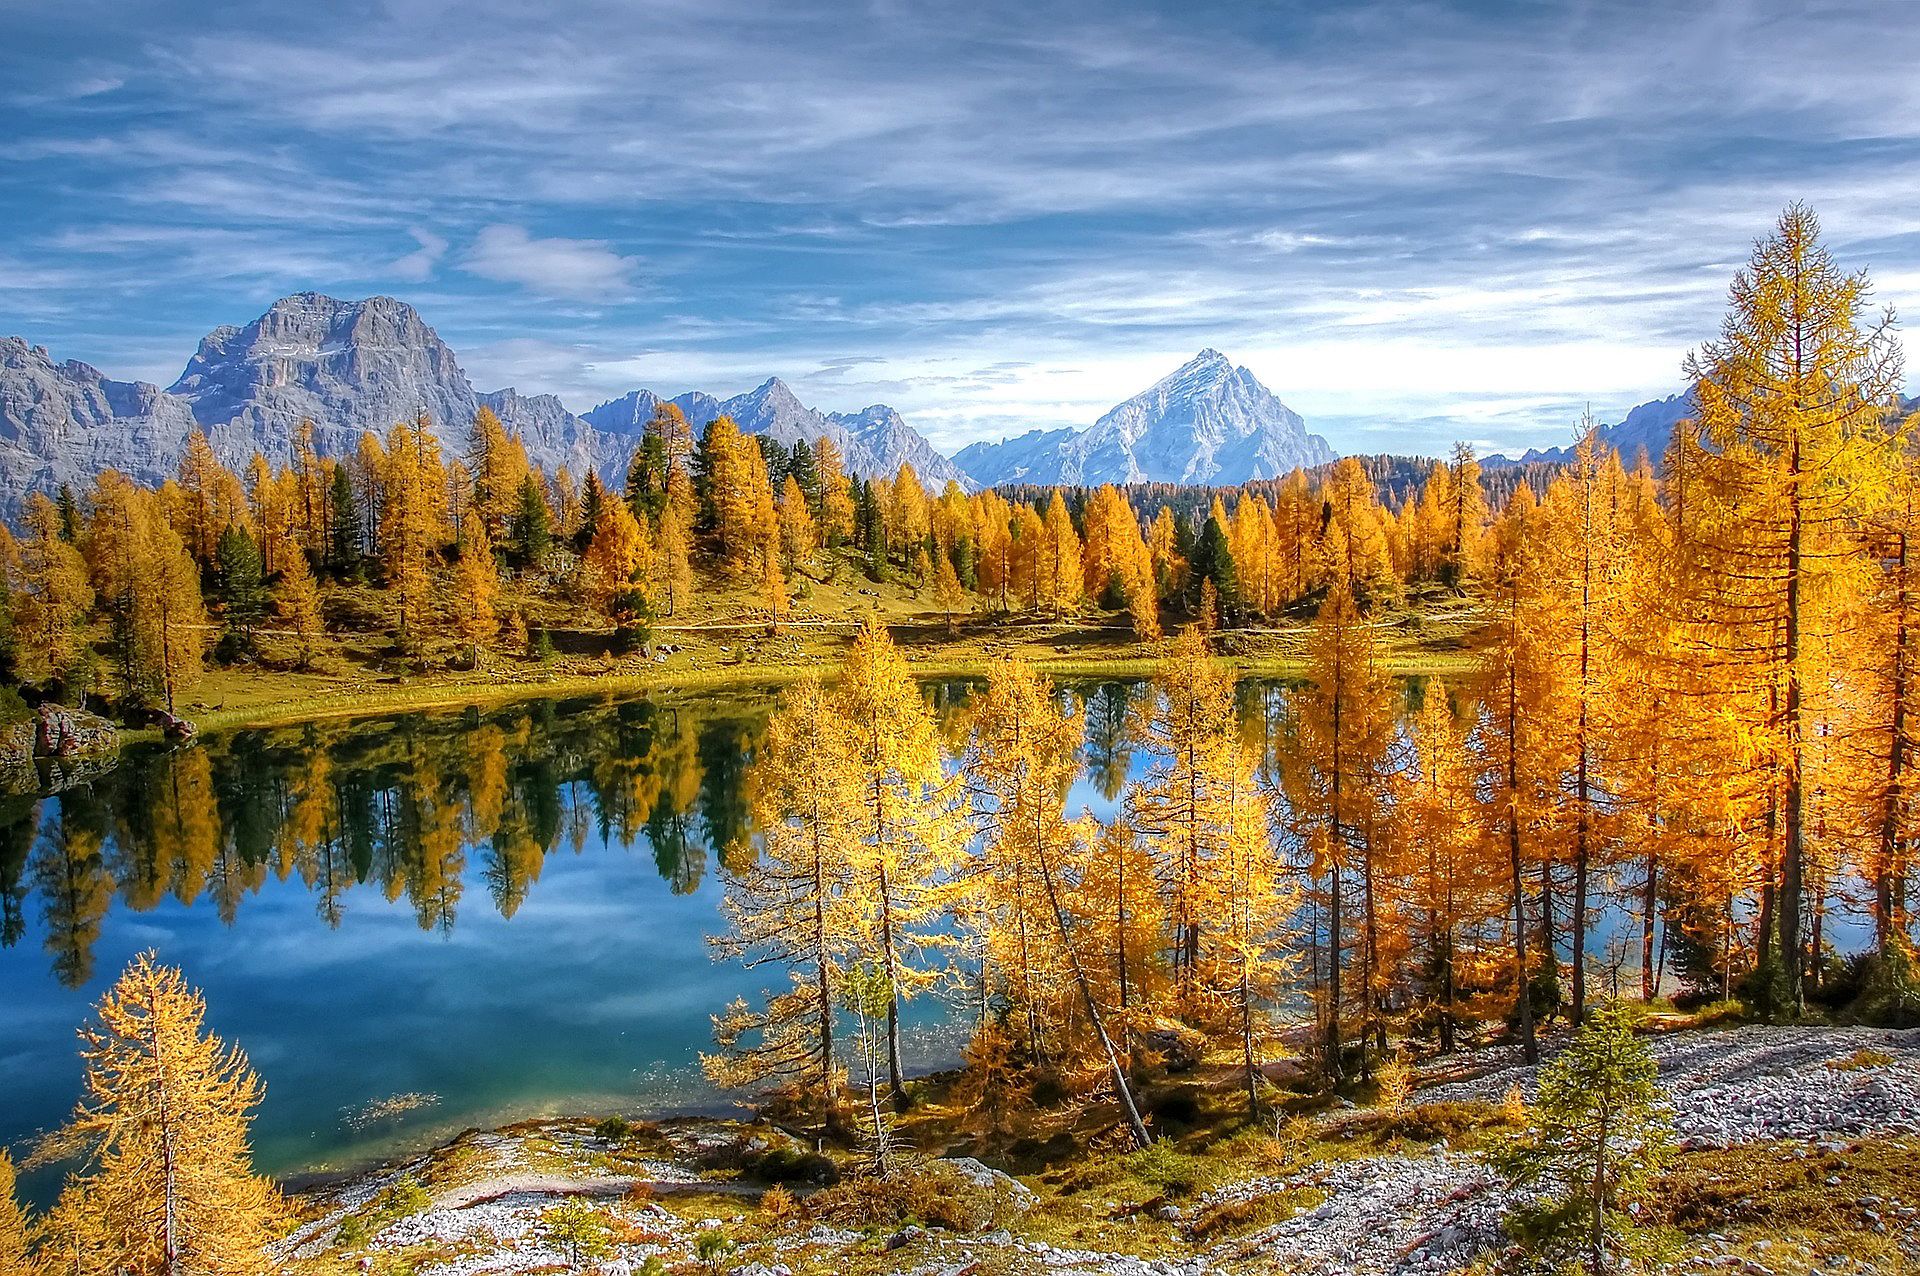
[169,293,476,464]
[582,378,971,489]
[952,426,1078,487]
[2,293,966,517]
[955,350,1335,488]
[1482,391,1693,470]
[0,336,200,514]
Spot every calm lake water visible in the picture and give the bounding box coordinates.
[6,673,1860,1204]
[0,678,1192,1202]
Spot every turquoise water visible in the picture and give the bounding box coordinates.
[0,679,1163,1201]
[1,674,1868,1206]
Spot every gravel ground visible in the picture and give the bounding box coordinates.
[1211,1154,1518,1276]
[1420,1024,1920,1148]
[276,1026,1920,1276]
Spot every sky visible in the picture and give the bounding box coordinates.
[5,0,1920,460]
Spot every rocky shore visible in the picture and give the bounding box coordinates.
[275,1025,1920,1276]
[0,702,119,793]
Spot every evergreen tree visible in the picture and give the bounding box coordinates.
[787,439,820,513]
[327,463,361,577]
[576,470,606,553]
[692,418,726,533]
[57,482,81,542]
[1189,512,1239,617]
[214,524,265,657]
[757,434,788,488]
[1497,1002,1673,1274]
[511,472,551,568]
[625,434,669,521]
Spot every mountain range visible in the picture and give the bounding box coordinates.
[4,290,1788,523]
[0,293,970,518]
[1479,393,1694,470]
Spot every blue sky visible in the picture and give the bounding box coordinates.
[5,0,1920,458]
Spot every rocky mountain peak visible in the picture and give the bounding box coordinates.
[955,349,1334,488]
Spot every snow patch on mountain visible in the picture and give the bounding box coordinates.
[955,350,1335,488]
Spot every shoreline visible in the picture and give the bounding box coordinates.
[163,647,1478,741]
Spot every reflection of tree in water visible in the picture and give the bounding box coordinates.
[1081,681,1144,801]
[29,801,111,987]
[0,683,1011,985]
[0,796,35,948]
[698,716,752,880]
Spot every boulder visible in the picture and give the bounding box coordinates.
[942,1157,1035,1212]
[34,703,119,757]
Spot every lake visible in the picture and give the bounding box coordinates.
[3,672,1862,1205]
[0,678,1183,1202]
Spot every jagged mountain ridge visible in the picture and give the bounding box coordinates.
[953,349,1336,488]
[1480,392,1694,470]
[0,292,965,517]
[0,336,200,505]
[581,377,969,490]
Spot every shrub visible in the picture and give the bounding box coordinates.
[760,1183,798,1221]
[594,1115,632,1144]
[1121,1141,1209,1199]
[694,1229,734,1276]
[0,686,31,726]
[741,1143,839,1185]
[381,1175,431,1217]
[805,1158,1008,1232]
[544,1199,613,1266]
[1372,1052,1413,1114]
[1847,945,1920,1028]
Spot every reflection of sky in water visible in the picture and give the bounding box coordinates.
[0,677,1879,1204]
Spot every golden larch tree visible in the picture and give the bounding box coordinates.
[43,952,283,1275]
[1677,203,1905,1010]
[832,622,963,1100]
[706,677,864,1128]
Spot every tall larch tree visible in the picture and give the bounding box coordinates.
[0,1150,30,1274]
[706,677,862,1128]
[1128,627,1241,1011]
[833,623,962,1100]
[1038,491,1083,619]
[963,659,1152,1146]
[1678,203,1905,1011]
[11,491,93,689]
[273,533,323,668]
[1277,580,1396,1083]
[452,519,500,660]
[42,952,282,1275]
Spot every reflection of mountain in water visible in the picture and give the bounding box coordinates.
[0,693,782,988]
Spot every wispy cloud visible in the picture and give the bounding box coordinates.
[391,228,447,283]
[462,225,641,301]
[5,0,1920,455]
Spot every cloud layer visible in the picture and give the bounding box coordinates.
[5,0,1920,456]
